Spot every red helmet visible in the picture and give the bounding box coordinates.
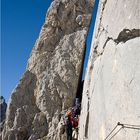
[66,110,72,117]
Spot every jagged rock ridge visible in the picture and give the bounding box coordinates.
[0,96,7,135]
[0,96,7,123]
[2,0,94,140]
[79,0,140,140]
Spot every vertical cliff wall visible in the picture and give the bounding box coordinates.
[79,0,140,140]
[2,0,94,140]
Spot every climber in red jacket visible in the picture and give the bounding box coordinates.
[65,108,79,140]
[65,110,73,140]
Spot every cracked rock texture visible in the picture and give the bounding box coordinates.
[79,0,140,140]
[2,0,94,140]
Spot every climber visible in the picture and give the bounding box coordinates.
[65,110,73,140]
[64,98,81,139]
[72,98,81,117]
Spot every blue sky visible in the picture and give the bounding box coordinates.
[83,0,99,79]
[1,0,99,102]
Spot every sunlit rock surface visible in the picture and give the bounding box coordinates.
[78,0,140,140]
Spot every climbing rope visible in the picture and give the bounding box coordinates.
[118,122,140,130]
[106,126,123,140]
[119,123,140,128]
[104,123,119,140]
[104,122,140,140]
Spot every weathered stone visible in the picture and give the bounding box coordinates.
[2,0,94,140]
[78,0,140,140]
[2,71,40,140]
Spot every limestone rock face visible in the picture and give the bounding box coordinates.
[79,0,140,140]
[2,0,94,140]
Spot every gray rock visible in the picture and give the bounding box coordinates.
[78,0,140,140]
[2,71,40,140]
[2,0,94,140]
[0,96,7,140]
[0,96,7,123]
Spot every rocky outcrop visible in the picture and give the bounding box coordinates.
[0,96,7,131]
[0,96,7,140]
[0,96,7,123]
[79,0,140,140]
[2,0,94,140]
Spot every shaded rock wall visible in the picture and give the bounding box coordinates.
[2,0,94,140]
[0,96,7,139]
[79,0,140,140]
[0,97,7,123]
